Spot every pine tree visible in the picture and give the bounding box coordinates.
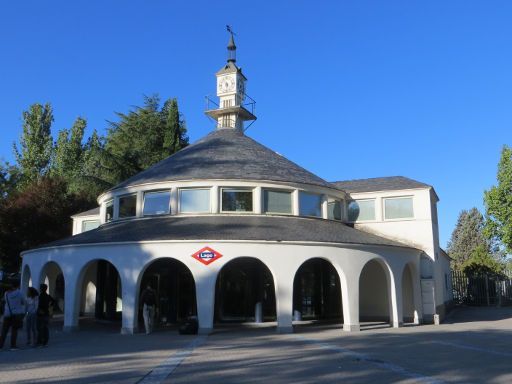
[13,103,54,187]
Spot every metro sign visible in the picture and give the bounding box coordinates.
[192,246,223,265]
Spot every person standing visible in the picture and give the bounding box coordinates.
[25,287,39,347]
[36,283,54,347]
[0,282,26,351]
[140,285,156,334]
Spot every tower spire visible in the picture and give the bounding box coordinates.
[226,25,236,63]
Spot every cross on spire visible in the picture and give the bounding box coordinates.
[226,25,236,62]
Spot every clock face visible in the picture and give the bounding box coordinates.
[218,76,235,93]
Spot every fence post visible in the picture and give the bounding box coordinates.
[485,275,490,306]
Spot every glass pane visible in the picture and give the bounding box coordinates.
[143,191,171,216]
[348,200,375,221]
[106,200,114,222]
[385,197,413,219]
[327,200,342,221]
[82,220,100,232]
[119,194,137,218]
[263,190,292,214]
[180,189,210,213]
[222,189,253,212]
[299,192,322,217]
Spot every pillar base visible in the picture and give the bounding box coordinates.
[63,325,79,333]
[392,321,403,328]
[198,327,213,335]
[121,327,136,335]
[276,326,293,334]
[343,324,360,332]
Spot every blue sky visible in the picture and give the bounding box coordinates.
[1,1,511,248]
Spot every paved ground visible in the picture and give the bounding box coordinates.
[1,307,512,383]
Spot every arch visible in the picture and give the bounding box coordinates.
[359,258,393,327]
[292,257,343,324]
[40,261,65,313]
[214,257,276,325]
[137,257,197,331]
[76,259,123,328]
[402,262,415,323]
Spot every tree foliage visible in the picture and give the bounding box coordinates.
[484,145,512,254]
[461,244,504,275]
[0,177,91,271]
[105,95,188,184]
[13,103,54,187]
[447,208,490,270]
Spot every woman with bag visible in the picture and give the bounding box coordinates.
[0,282,26,351]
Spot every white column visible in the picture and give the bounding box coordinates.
[170,187,178,215]
[343,273,360,332]
[121,275,138,334]
[292,190,299,216]
[211,186,219,213]
[390,271,403,328]
[195,273,217,334]
[113,197,120,220]
[254,186,262,214]
[63,270,80,332]
[274,269,294,333]
[321,195,328,219]
[136,191,144,217]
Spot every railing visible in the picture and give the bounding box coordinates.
[452,270,512,306]
[204,93,256,115]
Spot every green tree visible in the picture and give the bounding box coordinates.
[447,208,492,270]
[462,244,504,275]
[79,129,112,200]
[105,95,188,184]
[484,145,512,254]
[13,103,54,187]
[0,176,92,272]
[52,117,87,192]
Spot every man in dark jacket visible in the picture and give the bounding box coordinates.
[36,283,55,347]
[140,285,157,334]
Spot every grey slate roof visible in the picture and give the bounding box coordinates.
[331,176,431,193]
[71,207,100,217]
[31,215,414,250]
[111,129,335,191]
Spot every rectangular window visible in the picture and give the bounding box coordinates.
[327,199,342,221]
[143,191,171,216]
[180,189,211,213]
[81,220,100,232]
[221,189,253,212]
[299,192,322,217]
[347,199,375,221]
[119,194,137,218]
[384,197,414,220]
[105,200,114,222]
[263,190,292,214]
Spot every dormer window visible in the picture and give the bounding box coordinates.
[179,188,211,213]
[143,191,171,216]
[105,200,114,222]
[348,199,375,222]
[221,188,253,212]
[384,197,414,220]
[299,192,322,217]
[119,194,137,218]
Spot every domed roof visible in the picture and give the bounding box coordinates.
[110,128,337,191]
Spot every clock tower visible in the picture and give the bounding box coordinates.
[205,31,256,131]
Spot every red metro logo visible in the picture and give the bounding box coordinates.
[191,246,223,265]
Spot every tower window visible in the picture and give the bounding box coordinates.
[263,190,292,214]
[221,188,253,212]
[299,192,322,217]
[105,200,114,222]
[179,188,211,213]
[143,191,171,216]
[347,199,375,222]
[119,194,137,218]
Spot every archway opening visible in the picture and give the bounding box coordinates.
[359,259,391,328]
[138,258,197,331]
[79,260,122,327]
[215,258,276,325]
[402,263,416,324]
[293,258,343,325]
[40,262,65,314]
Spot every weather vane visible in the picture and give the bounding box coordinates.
[226,25,236,36]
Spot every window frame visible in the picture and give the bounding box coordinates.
[347,198,376,223]
[383,196,414,221]
[118,193,138,219]
[220,187,254,213]
[142,190,172,216]
[298,191,322,218]
[327,197,343,221]
[105,199,114,222]
[178,188,211,214]
[262,188,293,215]
[81,219,100,232]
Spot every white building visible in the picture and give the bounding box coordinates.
[20,35,452,335]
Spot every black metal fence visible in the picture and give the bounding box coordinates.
[452,270,512,306]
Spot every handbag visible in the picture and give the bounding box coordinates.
[5,293,25,329]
